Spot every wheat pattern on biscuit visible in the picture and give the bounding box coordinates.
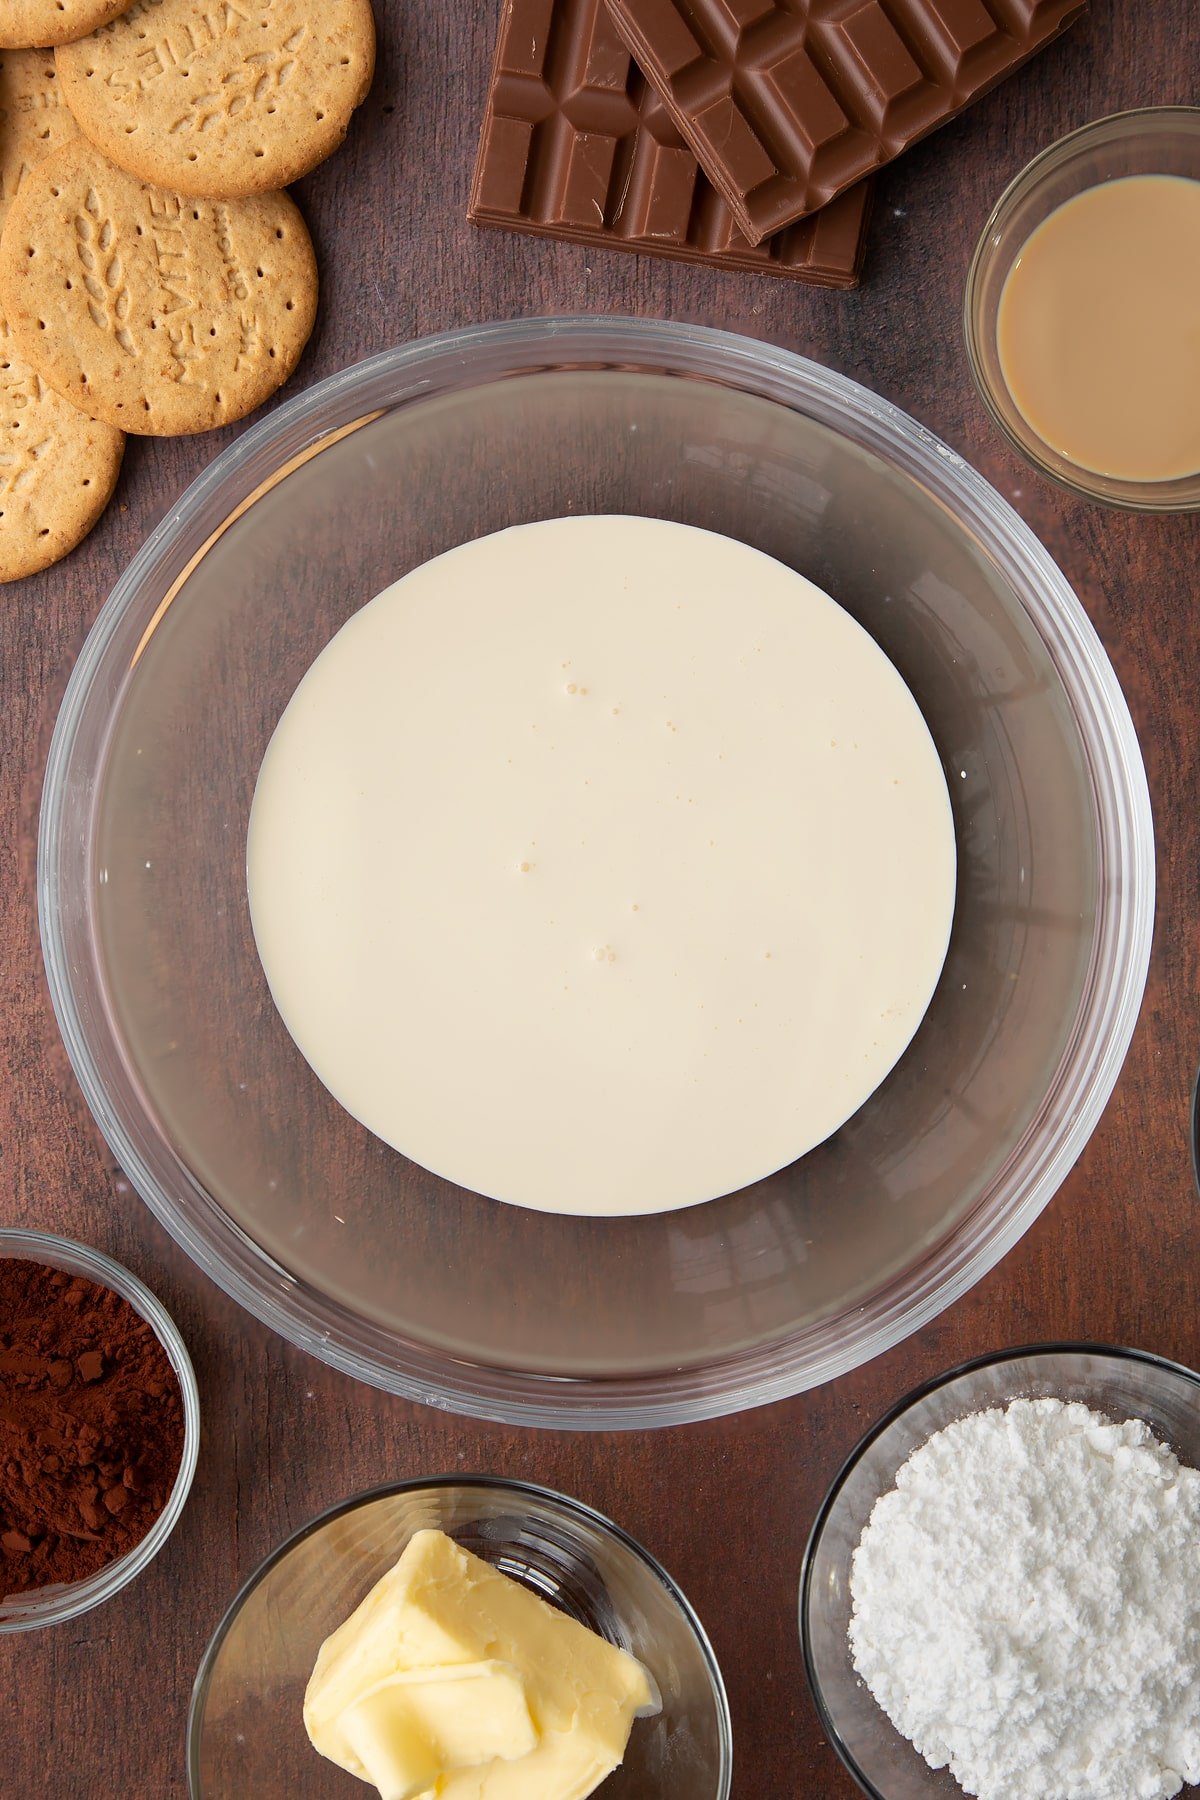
[56,0,375,199]
[0,0,135,53]
[0,313,123,582]
[0,139,317,435]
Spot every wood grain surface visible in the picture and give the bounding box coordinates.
[2,2,1199,1793]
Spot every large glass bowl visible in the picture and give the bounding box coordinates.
[188,1477,731,1799]
[799,1345,1200,1798]
[38,317,1154,1428]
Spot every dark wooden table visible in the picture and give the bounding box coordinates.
[3,2,1199,1792]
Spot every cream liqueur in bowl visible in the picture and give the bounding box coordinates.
[247,515,955,1216]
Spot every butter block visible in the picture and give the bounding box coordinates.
[338,1662,537,1800]
[304,1528,660,1800]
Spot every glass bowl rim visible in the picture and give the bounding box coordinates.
[797,1339,1200,1800]
[0,1225,201,1633]
[964,104,1200,513]
[186,1470,734,1799]
[38,313,1155,1429]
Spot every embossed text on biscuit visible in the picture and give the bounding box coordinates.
[103,1,263,96]
[146,190,192,315]
[214,204,253,303]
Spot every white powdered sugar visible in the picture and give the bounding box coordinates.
[849,1397,1200,1800]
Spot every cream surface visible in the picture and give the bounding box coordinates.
[247,515,956,1216]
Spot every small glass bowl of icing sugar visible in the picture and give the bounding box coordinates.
[966,107,1200,511]
[801,1344,1200,1799]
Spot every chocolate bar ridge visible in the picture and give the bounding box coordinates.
[606,0,1084,243]
[469,0,871,286]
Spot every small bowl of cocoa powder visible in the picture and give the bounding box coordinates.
[0,1227,199,1631]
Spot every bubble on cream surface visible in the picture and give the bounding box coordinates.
[247,515,956,1217]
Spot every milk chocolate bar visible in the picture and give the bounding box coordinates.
[469,0,871,287]
[606,0,1084,243]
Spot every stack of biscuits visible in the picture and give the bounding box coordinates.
[0,0,375,582]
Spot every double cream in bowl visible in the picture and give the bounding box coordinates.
[244,513,957,1218]
[39,317,1153,1426]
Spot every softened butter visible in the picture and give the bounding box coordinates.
[304,1527,661,1799]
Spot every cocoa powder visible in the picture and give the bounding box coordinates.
[0,1257,185,1596]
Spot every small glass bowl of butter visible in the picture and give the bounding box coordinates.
[188,1476,732,1799]
[965,106,1200,511]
